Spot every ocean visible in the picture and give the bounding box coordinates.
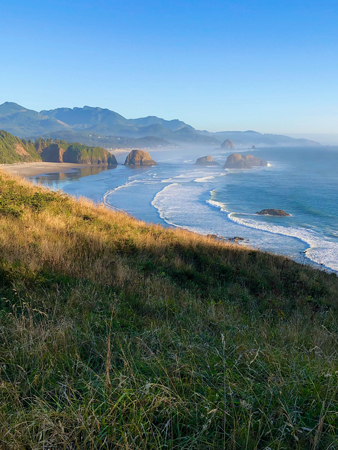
[29,145,338,273]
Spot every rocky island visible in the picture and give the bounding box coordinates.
[124,149,157,166]
[256,209,291,216]
[220,139,235,149]
[224,153,268,169]
[195,156,220,166]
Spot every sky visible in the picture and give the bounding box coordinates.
[1,0,338,142]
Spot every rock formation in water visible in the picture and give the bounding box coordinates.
[124,149,157,166]
[223,153,251,169]
[223,153,267,169]
[195,156,220,166]
[256,209,290,216]
[243,155,267,167]
[220,139,235,149]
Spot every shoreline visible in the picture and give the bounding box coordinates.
[0,147,159,175]
[1,160,336,275]
[0,162,104,177]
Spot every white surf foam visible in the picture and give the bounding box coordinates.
[205,194,338,272]
[194,176,215,182]
[151,184,309,264]
[228,213,338,272]
[194,173,226,183]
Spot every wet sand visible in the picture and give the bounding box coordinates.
[0,162,94,177]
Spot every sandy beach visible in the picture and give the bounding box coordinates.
[0,162,90,177]
[0,148,166,178]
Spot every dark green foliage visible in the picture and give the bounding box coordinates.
[0,130,41,163]
[63,142,117,164]
[0,130,117,165]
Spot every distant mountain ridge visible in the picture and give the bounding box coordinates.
[0,102,320,147]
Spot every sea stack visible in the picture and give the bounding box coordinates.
[124,149,157,166]
[223,153,267,169]
[223,154,251,169]
[243,155,268,167]
[220,139,235,150]
[195,156,220,166]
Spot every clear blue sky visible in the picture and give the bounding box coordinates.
[1,0,338,140]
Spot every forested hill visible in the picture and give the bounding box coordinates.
[0,130,41,163]
[0,130,116,165]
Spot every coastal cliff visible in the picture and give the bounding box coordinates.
[0,130,117,165]
[62,143,117,164]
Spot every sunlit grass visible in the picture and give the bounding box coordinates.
[0,170,337,449]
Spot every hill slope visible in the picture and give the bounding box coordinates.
[0,102,320,147]
[0,171,337,448]
[40,130,175,149]
[0,102,70,137]
[0,130,41,163]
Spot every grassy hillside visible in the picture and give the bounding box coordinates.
[0,130,41,163]
[0,171,337,448]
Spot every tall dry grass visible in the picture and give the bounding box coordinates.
[0,170,337,449]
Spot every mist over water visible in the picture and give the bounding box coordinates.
[29,146,338,272]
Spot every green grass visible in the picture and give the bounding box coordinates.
[0,171,337,449]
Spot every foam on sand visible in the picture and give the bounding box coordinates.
[228,213,338,272]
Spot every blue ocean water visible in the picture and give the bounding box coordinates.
[29,146,338,272]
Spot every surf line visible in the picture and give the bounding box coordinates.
[228,212,338,273]
[205,190,337,273]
